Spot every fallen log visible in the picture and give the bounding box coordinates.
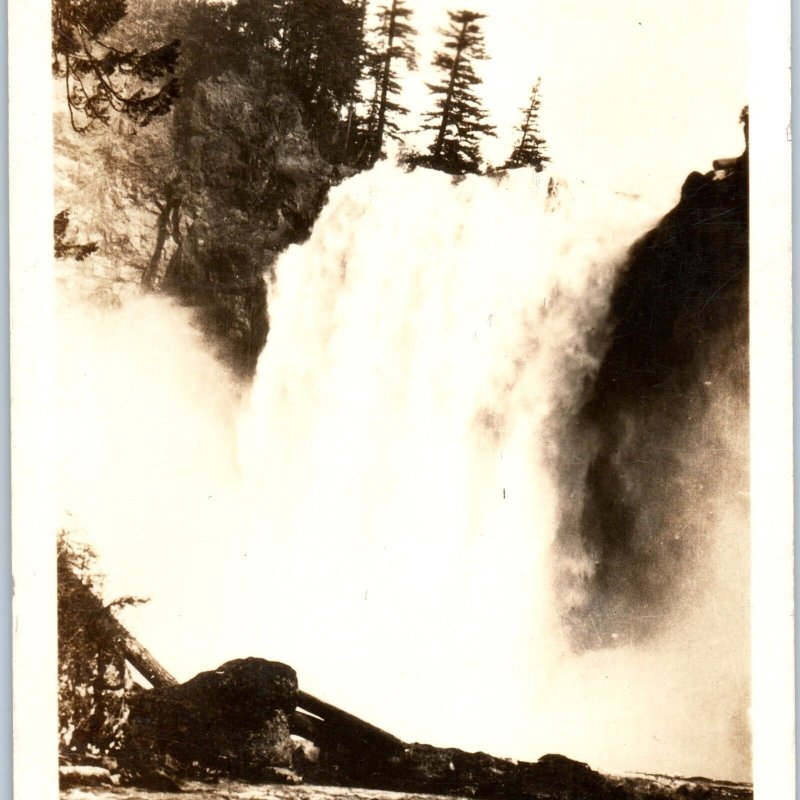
[61,569,177,689]
[296,691,403,753]
[63,567,400,752]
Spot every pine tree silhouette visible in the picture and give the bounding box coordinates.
[421,10,495,175]
[362,0,417,165]
[504,79,550,172]
[52,0,180,131]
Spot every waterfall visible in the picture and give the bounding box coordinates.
[57,162,749,781]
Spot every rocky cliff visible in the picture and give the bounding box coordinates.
[54,67,336,374]
[555,146,749,648]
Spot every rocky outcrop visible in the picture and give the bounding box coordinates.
[53,68,337,375]
[120,658,298,784]
[156,76,335,374]
[375,747,623,799]
[556,148,749,647]
[61,632,751,798]
[590,151,748,407]
[302,742,752,800]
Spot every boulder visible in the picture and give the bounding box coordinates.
[121,658,297,783]
[58,765,115,789]
[177,657,297,721]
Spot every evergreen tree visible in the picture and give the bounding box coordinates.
[54,209,99,261]
[52,0,180,131]
[421,10,495,175]
[363,0,417,165]
[57,530,145,754]
[280,0,367,152]
[504,79,549,171]
[340,0,370,162]
[226,0,286,55]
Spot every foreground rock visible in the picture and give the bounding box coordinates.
[315,746,751,800]
[63,646,752,799]
[379,748,627,799]
[121,658,299,785]
[59,773,753,800]
[59,765,116,789]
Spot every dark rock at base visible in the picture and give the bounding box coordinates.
[516,753,608,798]
[302,738,633,799]
[159,80,334,377]
[178,657,298,721]
[58,766,115,789]
[377,745,618,799]
[128,768,184,793]
[108,653,751,800]
[121,658,297,783]
[296,734,751,800]
[310,735,750,800]
[260,766,304,785]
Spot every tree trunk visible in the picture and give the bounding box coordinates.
[122,630,178,688]
[433,22,468,163]
[296,690,403,753]
[342,0,369,163]
[516,102,534,157]
[61,569,178,689]
[142,184,181,290]
[373,0,399,164]
[142,204,171,289]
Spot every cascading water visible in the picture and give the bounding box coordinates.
[57,162,750,783]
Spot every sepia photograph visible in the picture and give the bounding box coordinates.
[8,0,794,798]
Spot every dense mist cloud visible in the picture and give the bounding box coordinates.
[57,163,749,781]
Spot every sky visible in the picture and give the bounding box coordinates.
[389,0,746,200]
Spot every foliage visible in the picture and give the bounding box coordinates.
[503,79,549,172]
[358,0,417,166]
[54,209,99,260]
[124,0,368,157]
[420,10,495,175]
[280,0,367,157]
[58,530,144,756]
[52,0,180,131]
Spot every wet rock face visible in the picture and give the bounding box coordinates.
[558,152,749,648]
[590,154,748,408]
[121,658,298,783]
[160,78,334,375]
[178,656,298,721]
[343,745,635,800]
[53,71,335,377]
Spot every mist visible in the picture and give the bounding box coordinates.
[56,163,750,782]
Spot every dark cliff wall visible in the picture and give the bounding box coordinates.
[157,75,335,374]
[54,72,338,376]
[556,152,749,647]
